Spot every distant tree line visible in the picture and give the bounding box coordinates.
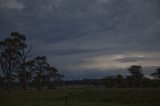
[0,32,64,91]
[63,66,160,88]
[102,65,160,88]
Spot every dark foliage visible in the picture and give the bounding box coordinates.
[0,32,64,91]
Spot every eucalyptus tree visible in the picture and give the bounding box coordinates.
[31,56,58,91]
[16,38,32,90]
[0,32,27,91]
[28,56,63,91]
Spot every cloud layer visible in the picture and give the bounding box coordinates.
[0,0,160,79]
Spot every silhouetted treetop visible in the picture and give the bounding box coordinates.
[127,65,143,78]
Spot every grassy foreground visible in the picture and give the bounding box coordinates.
[0,88,160,106]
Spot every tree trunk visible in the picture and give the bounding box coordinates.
[6,77,11,92]
[22,70,27,90]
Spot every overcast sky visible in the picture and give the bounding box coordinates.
[0,0,160,79]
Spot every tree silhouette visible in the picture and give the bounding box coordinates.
[128,65,143,78]
[30,56,58,91]
[0,32,27,91]
[15,33,32,90]
[127,65,144,87]
[31,56,48,91]
[0,32,65,91]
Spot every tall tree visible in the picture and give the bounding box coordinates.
[17,42,32,90]
[0,32,26,91]
[31,56,57,91]
[29,56,63,91]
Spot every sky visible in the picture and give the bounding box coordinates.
[0,0,160,79]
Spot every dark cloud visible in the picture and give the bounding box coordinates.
[0,0,160,79]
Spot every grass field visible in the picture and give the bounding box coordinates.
[0,88,160,106]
